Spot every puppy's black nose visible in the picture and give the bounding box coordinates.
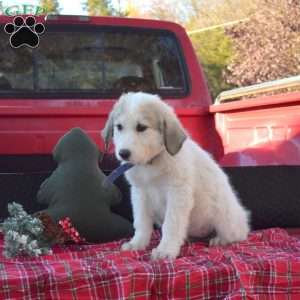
[119,149,131,160]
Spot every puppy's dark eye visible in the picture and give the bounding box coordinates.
[116,124,123,131]
[136,123,148,132]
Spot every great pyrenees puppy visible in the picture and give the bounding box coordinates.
[102,92,250,260]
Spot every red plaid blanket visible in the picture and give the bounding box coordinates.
[1,228,300,300]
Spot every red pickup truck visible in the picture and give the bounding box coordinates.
[1,15,300,299]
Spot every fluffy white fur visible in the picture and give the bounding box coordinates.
[102,92,250,260]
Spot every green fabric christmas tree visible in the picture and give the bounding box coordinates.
[0,127,134,258]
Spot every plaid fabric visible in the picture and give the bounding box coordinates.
[1,228,300,300]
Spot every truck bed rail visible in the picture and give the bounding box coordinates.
[216,75,300,103]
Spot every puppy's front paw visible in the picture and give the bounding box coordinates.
[151,244,180,260]
[121,238,149,251]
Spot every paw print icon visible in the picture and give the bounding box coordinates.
[4,16,45,48]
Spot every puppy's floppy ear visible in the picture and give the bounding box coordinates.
[163,110,187,156]
[101,110,114,152]
[102,95,126,151]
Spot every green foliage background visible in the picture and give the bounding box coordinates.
[190,28,236,99]
[39,0,60,14]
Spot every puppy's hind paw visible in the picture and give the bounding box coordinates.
[209,236,226,247]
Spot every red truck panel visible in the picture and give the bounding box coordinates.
[212,92,300,166]
[0,104,222,160]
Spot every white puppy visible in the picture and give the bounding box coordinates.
[102,92,250,260]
